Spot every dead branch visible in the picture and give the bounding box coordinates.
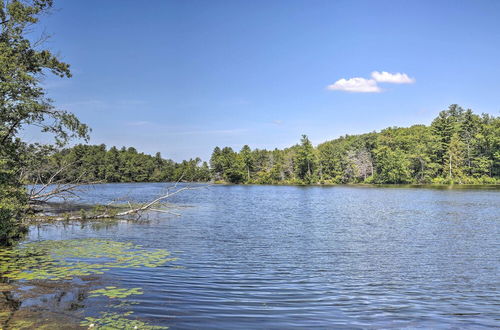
[29,180,102,203]
[28,184,209,222]
[25,159,98,203]
[26,161,206,222]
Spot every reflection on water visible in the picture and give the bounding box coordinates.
[9,184,500,328]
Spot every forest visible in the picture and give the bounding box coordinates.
[39,104,500,186]
[210,105,499,185]
[29,145,212,183]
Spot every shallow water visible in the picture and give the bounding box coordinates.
[14,184,500,328]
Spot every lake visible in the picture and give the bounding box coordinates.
[5,184,500,328]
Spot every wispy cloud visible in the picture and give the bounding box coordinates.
[41,79,72,90]
[327,71,415,93]
[218,98,250,107]
[121,121,248,136]
[371,71,415,84]
[117,99,148,106]
[59,99,108,108]
[59,99,148,112]
[126,121,151,126]
[175,128,248,135]
[326,77,381,93]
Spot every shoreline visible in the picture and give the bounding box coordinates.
[66,181,500,190]
[210,182,500,188]
[28,181,500,187]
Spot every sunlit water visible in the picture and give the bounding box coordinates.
[27,184,500,328]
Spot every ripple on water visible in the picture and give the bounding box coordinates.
[17,184,500,328]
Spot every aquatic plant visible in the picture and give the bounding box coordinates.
[0,239,176,281]
[89,287,143,299]
[0,239,176,328]
[81,312,166,329]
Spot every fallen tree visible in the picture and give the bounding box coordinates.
[22,145,206,223]
[27,181,206,222]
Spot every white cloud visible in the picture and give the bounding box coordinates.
[326,77,381,93]
[371,71,415,84]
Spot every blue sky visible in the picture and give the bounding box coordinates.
[25,0,500,161]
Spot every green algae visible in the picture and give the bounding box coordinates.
[0,239,176,281]
[89,287,143,299]
[81,312,166,330]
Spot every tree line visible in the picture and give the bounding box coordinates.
[31,144,211,184]
[210,105,500,185]
[42,104,500,186]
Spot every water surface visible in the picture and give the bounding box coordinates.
[25,184,500,328]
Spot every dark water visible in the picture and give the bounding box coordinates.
[28,184,500,328]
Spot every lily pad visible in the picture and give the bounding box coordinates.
[89,287,143,299]
[81,311,166,329]
[0,239,176,281]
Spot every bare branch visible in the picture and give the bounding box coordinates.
[29,180,101,203]
[29,184,211,222]
[28,161,80,200]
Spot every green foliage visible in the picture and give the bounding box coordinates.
[0,157,28,245]
[295,135,316,183]
[209,146,223,180]
[0,0,89,147]
[373,146,411,183]
[210,105,499,185]
[0,0,89,246]
[24,105,500,187]
[25,144,212,184]
[209,146,245,183]
[240,144,253,181]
